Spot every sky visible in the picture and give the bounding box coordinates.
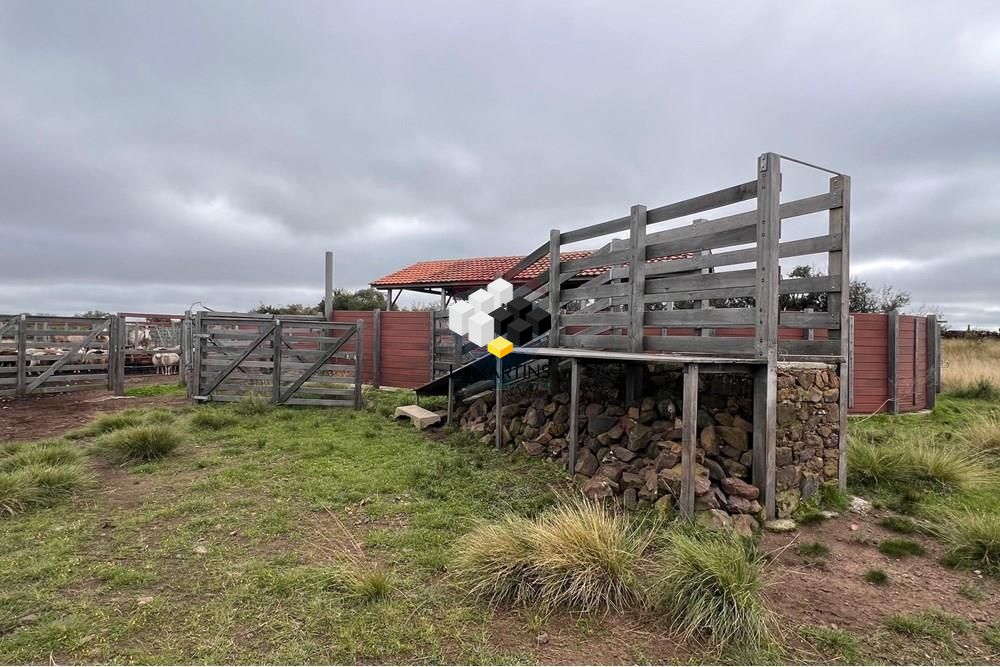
[1,1,999,329]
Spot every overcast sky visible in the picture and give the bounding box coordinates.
[1,1,998,328]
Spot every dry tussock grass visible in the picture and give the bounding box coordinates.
[941,338,1000,398]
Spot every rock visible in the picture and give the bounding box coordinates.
[700,426,720,456]
[716,425,749,451]
[848,495,872,516]
[581,475,618,501]
[732,416,753,433]
[612,446,637,463]
[521,441,546,457]
[596,463,625,483]
[654,450,680,471]
[575,448,599,476]
[775,446,793,466]
[644,467,659,493]
[695,492,720,511]
[703,457,725,481]
[623,487,638,510]
[805,386,823,402]
[776,465,801,490]
[739,450,753,467]
[800,474,820,501]
[585,403,604,418]
[552,392,570,404]
[714,412,734,427]
[694,477,712,496]
[777,402,797,427]
[727,495,760,515]
[588,415,618,436]
[763,518,797,533]
[628,423,653,451]
[536,633,550,646]
[776,488,801,518]
[721,458,749,479]
[721,477,759,500]
[695,509,733,531]
[732,514,759,538]
[621,471,643,488]
[194,544,208,555]
[524,407,544,428]
[654,495,673,519]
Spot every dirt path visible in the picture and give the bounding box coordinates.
[0,376,188,442]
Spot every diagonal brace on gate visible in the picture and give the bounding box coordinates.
[199,323,276,398]
[27,318,111,392]
[277,325,357,404]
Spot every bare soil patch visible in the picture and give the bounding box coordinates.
[0,376,187,442]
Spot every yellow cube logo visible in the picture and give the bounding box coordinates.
[487,336,513,359]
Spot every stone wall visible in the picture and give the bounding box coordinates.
[451,361,841,529]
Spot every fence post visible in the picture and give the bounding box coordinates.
[626,204,648,405]
[548,228,561,394]
[114,316,127,395]
[192,312,203,400]
[271,319,283,405]
[888,309,900,414]
[926,314,939,409]
[15,314,26,398]
[354,319,363,410]
[373,308,382,388]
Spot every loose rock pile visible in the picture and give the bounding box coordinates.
[451,363,840,529]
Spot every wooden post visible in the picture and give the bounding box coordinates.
[680,363,699,520]
[373,308,382,388]
[271,319,283,404]
[888,309,900,414]
[626,205,648,403]
[353,319,363,410]
[753,153,781,519]
[325,251,334,320]
[15,314,26,398]
[567,358,580,476]
[192,312,203,400]
[107,315,117,393]
[926,314,939,409]
[495,355,503,449]
[447,369,454,426]
[115,316,126,395]
[548,229,561,394]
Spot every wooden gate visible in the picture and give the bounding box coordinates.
[0,314,120,398]
[191,313,363,408]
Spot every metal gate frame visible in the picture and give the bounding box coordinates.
[0,314,122,398]
[191,312,363,409]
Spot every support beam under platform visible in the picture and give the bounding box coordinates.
[680,363,699,520]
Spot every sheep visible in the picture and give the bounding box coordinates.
[152,351,181,375]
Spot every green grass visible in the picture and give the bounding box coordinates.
[864,568,889,585]
[124,383,186,398]
[799,625,862,663]
[649,527,772,652]
[985,623,1000,652]
[878,538,926,558]
[885,609,971,642]
[189,409,239,431]
[97,424,183,463]
[948,378,1000,401]
[879,515,919,534]
[232,392,271,416]
[932,510,1000,575]
[798,541,830,559]
[453,497,650,612]
[957,582,986,601]
[0,441,88,516]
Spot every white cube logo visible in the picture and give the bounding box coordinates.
[486,278,513,306]
[448,300,476,336]
[468,288,497,314]
[467,311,495,346]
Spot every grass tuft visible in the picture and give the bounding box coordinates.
[878,538,925,558]
[347,568,392,603]
[0,441,82,473]
[453,497,650,612]
[87,412,144,435]
[948,377,1000,401]
[957,582,985,601]
[649,527,773,651]
[0,464,88,516]
[985,623,1000,652]
[799,625,862,663]
[879,515,919,534]
[232,393,272,416]
[931,510,1000,576]
[863,568,889,585]
[848,437,997,492]
[959,413,1000,457]
[124,383,186,398]
[798,542,830,559]
[98,425,182,463]
[190,410,239,431]
[885,609,971,641]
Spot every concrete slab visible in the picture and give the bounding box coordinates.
[394,404,441,430]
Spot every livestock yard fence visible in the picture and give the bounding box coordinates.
[188,312,363,408]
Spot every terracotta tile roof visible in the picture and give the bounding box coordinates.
[370,250,690,288]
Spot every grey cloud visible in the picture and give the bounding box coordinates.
[1,1,999,327]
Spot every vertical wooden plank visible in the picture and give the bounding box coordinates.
[755,153,781,362]
[447,371,455,425]
[804,307,815,341]
[848,316,855,409]
[926,314,938,409]
[106,315,117,392]
[325,251,334,320]
[430,311,438,381]
[752,364,778,518]
[627,205,647,402]
[192,312,203,399]
[271,319,283,404]
[888,309,899,414]
[548,228,562,394]
[353,319,363,410]
[116,317,127,395]
[15,314,26,398]
[495,355,503,449]
[568,358,580,475]
[373,308,382,388]
[913,320,922,407]
[680,363,699,520]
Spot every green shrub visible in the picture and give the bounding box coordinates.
[0,464,88,516]
[0,441,81,473]
[190,410,239,431]
[863,568,889,585]
[932,510,1000,576]
[232,393,271,416]
[848,438,996,492]
[453,498,650,612]
[99,425,182,463]
[948,378,1000,401]
[879,515,919,534]
[649,527,773,651]
[878,538,925,558]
